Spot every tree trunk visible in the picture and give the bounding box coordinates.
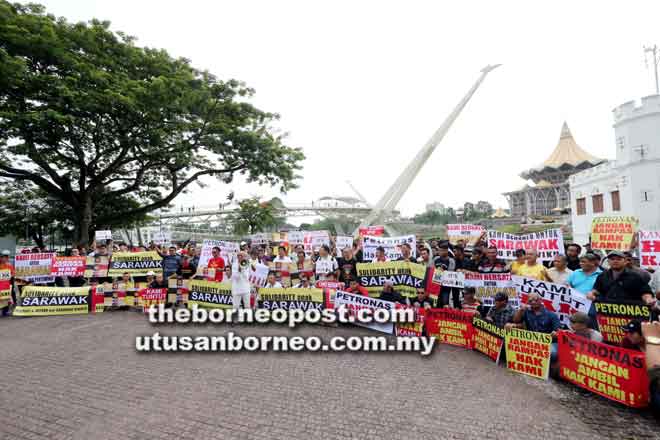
[75,195,93,247]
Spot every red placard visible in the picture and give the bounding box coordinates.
[425,308,474,349]
[558,331,649,408]
[138,288,167,312]
[358,226,385,237]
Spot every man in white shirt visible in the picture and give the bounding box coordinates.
[231,252,254,310]
[547,254,573,285]
[264,273,283,288]
[315,245,338,281]
[272,246,292,264]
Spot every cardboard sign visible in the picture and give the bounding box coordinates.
[463,272,517,307]
[95,230,112,241]
[333,290,395,334]
[590,216,638,251]
[594,302,651,344]
[447,224,484,247]
[51,256,86,278]
[513,276,591,327]
[487,229,564,261]
[425,308,475,349]
[15,253,55,284]
[558,331,649,408]
[505,328,552,380]
[472,317,505,363]
[362,234,416,261]
[639,230,660,268]
[358,226,385,237]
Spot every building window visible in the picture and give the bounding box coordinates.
[576,198,586,216]
[616,136,625,150]
[592,194,604,213]
[610,191,620,211]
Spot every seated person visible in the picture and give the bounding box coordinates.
[264,272,283,288]
[568,312,602,342]
[345,279,369,296]
[461,287,482,315]
[411,288,433,308]
[379,281,406,304]
[621,320,644,351]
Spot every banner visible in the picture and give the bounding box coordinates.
[15,253,55,283]
[152,230,171,245]
[358,226,385,237]
[168,276,190,305]
[505,328,552,380]
[138,288,167,312]
[259,288,324,311]
[0,269,12,302]
[333,290,394,334]
[316,280,344,309]
[558,331,649,408]
[198,240,239,270]
[362,235,416,261]
[268,261,292,287]
[486,229,564,261]
[513,276,591,327]
[472,317,505,363]
[357,261,426,297]
[108,252,163,277]
[187,280,233,309]
[639,230,660,268]
[590,216,638,251]
[463,272,517,306]
[248,263,270,288]
[425,308,474,349]
[250,232,270,246]
[335,236,354,254]
[290,259,315,285]
[395,306,425,336]
[303,231,330,254]
[51,256,86,278]
[286,231,305,245]
[14,286,90,316]
[594,302,650,344]
[95,230,112,241]
[447,224,484,247]
[84,255,109,278]
[439,270,465,288]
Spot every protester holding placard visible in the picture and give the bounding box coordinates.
[567,312,602,342]
[516,249,550,281]
[507,292,560,363]
[588,251,654,306]
[336,247,359,286]
[547,254,572,285]
[206,247,226,282]
[478,247,509,273]
[264,273,283,288]
[346,279,369,296]
[484,292,515,328]
[315,245,339,281]
[508,249,526,275]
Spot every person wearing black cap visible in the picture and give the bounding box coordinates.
[588,250,654,306]
[621,320,644,351]
[484,292,515,328]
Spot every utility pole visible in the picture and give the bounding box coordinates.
[644,45,660,94]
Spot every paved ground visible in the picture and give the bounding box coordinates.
[0,312,658,440]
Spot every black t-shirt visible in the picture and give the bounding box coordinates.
[566,257,581,271]
[337,257,358,284]
[593,268,652,303]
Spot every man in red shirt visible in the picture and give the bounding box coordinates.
[346,279,369,296]
[206,247,225,282]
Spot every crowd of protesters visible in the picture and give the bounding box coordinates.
[1,233,659,410]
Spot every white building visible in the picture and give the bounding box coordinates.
[570,95,660,245]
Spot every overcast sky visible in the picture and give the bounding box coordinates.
[33,0,660,217]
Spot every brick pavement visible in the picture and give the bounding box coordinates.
[0,312,658,440]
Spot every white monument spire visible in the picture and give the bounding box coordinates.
[356,65,501,233]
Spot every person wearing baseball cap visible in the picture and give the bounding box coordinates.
[379,280,406,304]
[587,250,654,306]
[484,291,515,328]
[621,320,644,351]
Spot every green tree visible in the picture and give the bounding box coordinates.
[413,210,456,225]
[0,2,304,245]
[0,179,150,247]
[231,197,278,235]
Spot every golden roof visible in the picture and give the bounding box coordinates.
[536,122,600,170]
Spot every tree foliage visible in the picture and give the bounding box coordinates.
[0,179,150,247]
[0,2,304,245]
[230,197,279,235]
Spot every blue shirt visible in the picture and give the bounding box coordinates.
[567,268,602,294]
[522,307,560,334]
